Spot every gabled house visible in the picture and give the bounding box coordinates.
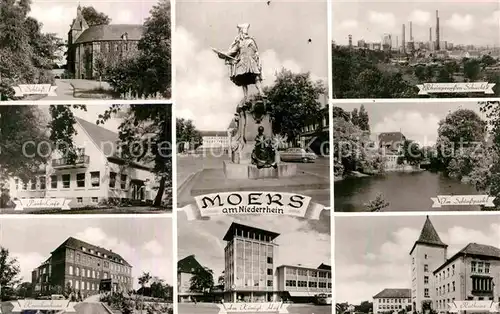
[378,132,406,170]
[8,117,158,208]
[177,255,206,303]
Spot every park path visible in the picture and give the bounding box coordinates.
[42,79,77,100]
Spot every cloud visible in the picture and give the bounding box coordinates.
[372,110,441,146]
[445,14,475,32]
[11,252,46,284]
[483,10,500,28]
[367,11,396,29]
[337,223,500,304]
[143,240,164,256]
[409,10,431,26]
[175,26,319,131]
[338,19,359,30]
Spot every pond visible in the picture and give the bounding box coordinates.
[334,171,482,212]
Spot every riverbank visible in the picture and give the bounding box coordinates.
[334,167,424,182]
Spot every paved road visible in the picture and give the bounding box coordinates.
[178,303,332,314]
[42,79,76,100]
[177,155,330,188]
[74,302,109,314]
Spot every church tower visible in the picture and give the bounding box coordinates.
[67,4,89,76]
[409,216,447,313]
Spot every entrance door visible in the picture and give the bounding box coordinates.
[131,180,145,201]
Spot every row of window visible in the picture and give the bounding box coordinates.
[93,41,136,53]
[436,264,456,282]
[285,268,331,278]
[285,280,331,288]
[377,298,410,304]
[233,279,273,287]
[68,280,98,291]
[436,281,456,296]
[15,172,128,190]
[378,305,404,310]
[68,266,129,283]
[71,251,130,274]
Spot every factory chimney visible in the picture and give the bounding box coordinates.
[436,10,440,50]
[410,21,413,41]
[402,24,406,53]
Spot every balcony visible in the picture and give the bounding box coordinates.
[52,155,90,169]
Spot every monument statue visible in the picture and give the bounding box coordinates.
[212,23,297,179]
[213,23,265,101]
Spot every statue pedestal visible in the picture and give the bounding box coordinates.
[224,98,297,180]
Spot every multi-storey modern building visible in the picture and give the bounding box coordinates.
[31,237,132,298]
[373,288,411,314]
[411,216,500,314]
[276,264,332,302]
[8,117,158,207]
[222,222,331,303]
[223,222,279,302]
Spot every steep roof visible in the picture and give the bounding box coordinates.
[317,263,331,270]
[373,288,411,299]
[410,216,448,255]
[75,117,119,157]
[178,255,205,274]
[434,243,500,274]
[52,237,131,267]
[74,24,144,44]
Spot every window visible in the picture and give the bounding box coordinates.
[477,262,484,273]
[77,197,83,203]
[30,179,36,190]
[76,173,85,187]
[90,172,100,187]
[120,174,127,189]
[424,288,429,298]
[40,177,46,190]
[49,175,57,189]
[69,266,73,275]
[87,269,90,277]
[76,268,80,276]
[109,172,116,188]
[22,181,27,190]
[75,280,79,289]
[267,280,273,287]
[62,174,70,188]
[308,281,317,288]
[87,282,90,290]
[92,197,98,203]
[267,268,273,275]
[485,263,490,273]
[452,281,455,292]
[425,254,428,259]
[14,179,19,190]
[452,264,455,275]
[424,276,429,284]
[471,261,477,272]
[267,257,273,264]
[424,264,429,272]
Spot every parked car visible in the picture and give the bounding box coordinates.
[280,148,317,163]
[51,294,65,300]
[315,293,332,305]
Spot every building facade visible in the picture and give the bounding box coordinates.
[378,132,406,170]
[8,117,157,207]
[177,255,205,303]
[410,216,500,314]
[276,264,332,301]
[373,289,411,314]
[67,5,143,79]
[223,223,279,302]
[31,237,132,298]
[298,94,329,156]
[222,223,331,303]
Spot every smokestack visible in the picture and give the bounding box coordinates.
[402,24,406,53]
[348,34,352,48]
[429,27,432,42]
[410,21,413,41]
[436,10,440,50]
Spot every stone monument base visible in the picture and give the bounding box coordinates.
[223,161,297,180]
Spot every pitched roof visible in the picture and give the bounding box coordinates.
[373,288,411,299]
[75,117,119,157]
[74,24,144,44]
[434,243,500,274]
[178,255,205,274]
[317,263,331,270]
[410,216,448,255]
[52,237,131,267]
[378,132,405,145]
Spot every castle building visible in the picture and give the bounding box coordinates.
[66,5,143,79]
[410,216,500,314]
[31,237,132,298]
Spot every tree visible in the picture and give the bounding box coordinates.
[463,59,481,81]
[138,272,152,299]
[16,282,33,298]
[332,106,350,122]
[217,271,225,287]
[265,69,326,142]
[0,106,51,181]
[401,140,424,165]
[358,105,370,132]
[351,108,359,127]
[189,267,214,293]
[81,6,111,26]
[0,247,21,301]
[176,118,201,152]
[355,301,373,313]
[365,193,389,212]
[0,0,62,99]
[336,302,350,314]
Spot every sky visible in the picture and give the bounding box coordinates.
[0,216,174,288]
[335,214,500,305]
[332,0,500,46]
[177,212,331,280]
[335,101,487,146]
[175,0,328,131]
[28,0,157,43]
